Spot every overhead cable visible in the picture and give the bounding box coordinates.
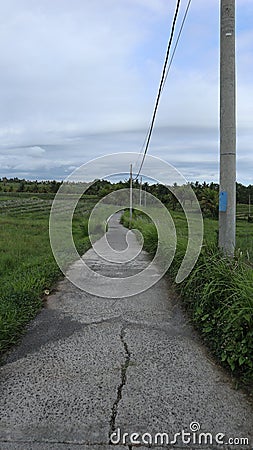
[134,0,192,180]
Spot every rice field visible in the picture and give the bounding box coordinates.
[0,193,97,355]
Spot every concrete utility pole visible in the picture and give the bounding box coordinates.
[139,176,142,206]
[219,0,236,255]
[129,164,133,224]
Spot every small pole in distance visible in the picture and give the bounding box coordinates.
[139,176,142,206]
[130,163,133,226]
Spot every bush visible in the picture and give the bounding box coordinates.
[179,248,253,382]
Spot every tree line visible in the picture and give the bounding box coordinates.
[0,177,252,219]
[0,177,61,193]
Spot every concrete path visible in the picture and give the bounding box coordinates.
[0,214,252,449]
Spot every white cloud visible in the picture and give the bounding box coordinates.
[26,146,46,157]
[0,0,252,184]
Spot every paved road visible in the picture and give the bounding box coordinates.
[0,214,252,449]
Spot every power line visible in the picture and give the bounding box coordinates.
[134,0,192,180]
[163,0,192,90]
[134,0,181,180]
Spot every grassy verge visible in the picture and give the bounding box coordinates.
[121,209,253,386]
[0,197,95,356]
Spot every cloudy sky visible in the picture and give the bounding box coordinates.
[0,0,252,184]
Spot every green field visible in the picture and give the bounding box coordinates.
[136,207,253,263]
[0,193,97,356]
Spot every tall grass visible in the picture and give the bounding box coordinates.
[175,248,253,383]
[0,199,95,356]
[122,209,253,384]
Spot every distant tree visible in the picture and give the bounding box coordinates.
[50,180,61,193]
[17,181,25,192]
[236,182,248,204]
[200,188,219,218]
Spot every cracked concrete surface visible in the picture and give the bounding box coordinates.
[109,326,131,442]
[0,213,252,449]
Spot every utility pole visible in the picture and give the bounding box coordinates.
[129,164,133,224]
[219,0,236,256]
[139,176,142,206]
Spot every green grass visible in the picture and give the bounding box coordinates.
[237,202,252,215]
[175,249,253,384]
[0,196,97,356]
[122,207,253,385]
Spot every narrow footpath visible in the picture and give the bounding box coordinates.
[0,214,252,449]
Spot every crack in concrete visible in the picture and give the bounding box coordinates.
[85,316,122,326]
[0,439,111,446]
[87,316,190,337]
[109,326,131,444]
[2,315,190,367]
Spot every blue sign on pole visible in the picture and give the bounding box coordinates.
[219,191,227,212]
